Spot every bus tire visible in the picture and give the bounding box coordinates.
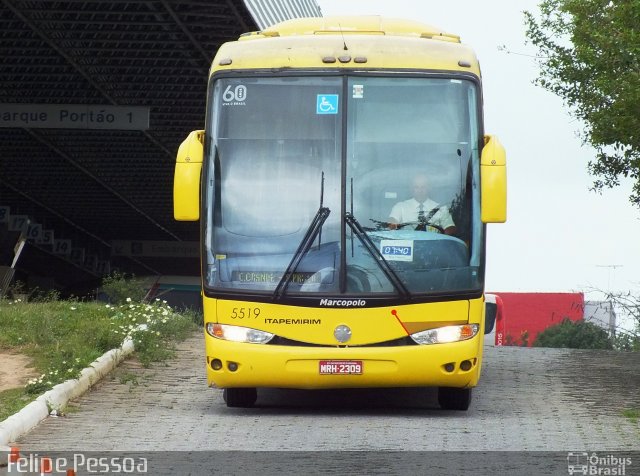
[223,388,257,408]
[438,387,472,411]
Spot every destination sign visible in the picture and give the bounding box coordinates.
[232,271,323,284]
[0,103,149,130]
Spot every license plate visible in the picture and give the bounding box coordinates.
[319,360,363,375]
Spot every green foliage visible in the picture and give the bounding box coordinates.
[0,296,197,421]
[612,331,640,352]
[524,0,640,205]
[622,408,639,423]
[5,280,61,302]
[533,318,614,349]
[101,271,147,304]
[0,389,34,422]
[7,280,27,297]
[108,298,195,367]
[599,290,640,351]
[505,330,530,347]
[182,307,204,326]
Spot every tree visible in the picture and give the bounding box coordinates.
[524,0,640,205]
[602,290,640,351]
[533,318,614,349]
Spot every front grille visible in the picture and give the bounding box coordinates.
[268,336,416,347]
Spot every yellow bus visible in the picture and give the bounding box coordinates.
[173,16,507,410]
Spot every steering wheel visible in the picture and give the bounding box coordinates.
[415,222,444,233]
[369,218,444,233]
[368,219,414,231]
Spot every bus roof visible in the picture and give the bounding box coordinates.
[212,16,480,76]
[257,16,460,42]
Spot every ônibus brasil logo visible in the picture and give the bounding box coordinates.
[567,452,632,475]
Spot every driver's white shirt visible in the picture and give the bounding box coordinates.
[389,198,455,230]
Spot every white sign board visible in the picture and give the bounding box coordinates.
[37,229,54,246]
[0,104,149,130]
[380,239,414,262]
[8,215,29,233]
[54,239,72,256]
[26,223,43,241]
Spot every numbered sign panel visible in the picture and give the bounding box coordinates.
[0,206,9,223]
[96,260,111,276]
[85,254,98,272]
[26,223,43,241]
[70,248,85,265]
[9,215,29,233]
[37,229,54,246]
[54,239,72,256]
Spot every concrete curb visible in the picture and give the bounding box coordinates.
[0,338,135,451]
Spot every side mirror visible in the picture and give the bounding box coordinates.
[480,135,507,223]
[174,130,204,221]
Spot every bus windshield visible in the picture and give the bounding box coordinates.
[203,75,483,300]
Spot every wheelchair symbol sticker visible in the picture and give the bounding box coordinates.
[316,94,339,114]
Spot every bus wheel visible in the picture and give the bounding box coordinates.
[223,388,257,408]
[438,387,472,411]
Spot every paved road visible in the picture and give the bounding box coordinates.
[6,332,640,474]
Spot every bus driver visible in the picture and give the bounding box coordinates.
[388,174,457,236]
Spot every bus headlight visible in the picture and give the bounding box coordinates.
[206,323,275,344]
[410,324,479,345]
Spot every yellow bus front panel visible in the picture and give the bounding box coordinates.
[203,297,485,390]
[204,331,482,390]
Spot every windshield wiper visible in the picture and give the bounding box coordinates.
[273,206,331,300]
[344,213,410,299]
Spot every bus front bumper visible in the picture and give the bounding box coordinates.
[204,333,483,390]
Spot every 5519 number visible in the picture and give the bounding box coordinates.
[230,307,260,319]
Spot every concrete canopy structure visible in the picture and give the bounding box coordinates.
[0,0,320,295]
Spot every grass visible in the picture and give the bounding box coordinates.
[0,297,199,422]
[622,408,640,424]
[0,388,34,419]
